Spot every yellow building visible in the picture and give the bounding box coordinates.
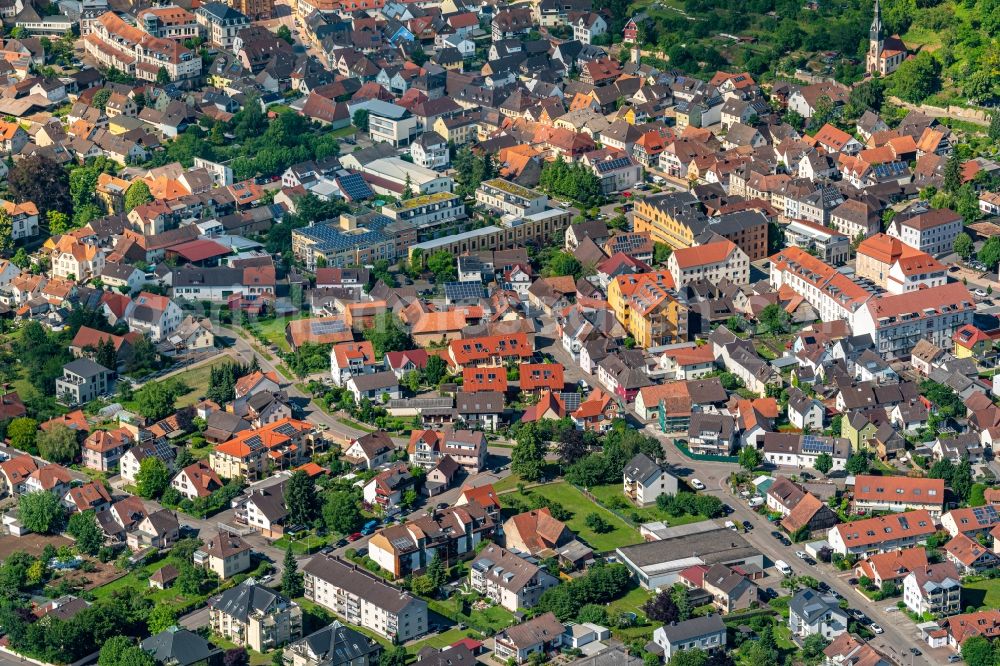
[633,192,707,250]
[953,324,991,359]
[608,270,688,348]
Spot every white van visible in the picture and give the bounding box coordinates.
[748,496,765,508]
[775,560,792,576]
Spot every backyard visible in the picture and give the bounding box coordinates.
[962,577,1000,609]
[499,482,643,552]
[588,483,710,527]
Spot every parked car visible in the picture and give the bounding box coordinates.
[870,623,883,634]
[347,532,362,542]
[748,496,765,507]
[795,551,809,560]
[847,577,859,586]
[335,539,348,548]
[742,520,753,531]
[910,648,921,656]
[690,478,706,490]
[771,531,784,541]
[775,560,792,576]
[948,655,963,662]
[803,557,817,566]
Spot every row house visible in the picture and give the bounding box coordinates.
[86,12,202,82]
[367,502,496,578]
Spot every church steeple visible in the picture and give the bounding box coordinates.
[870,0,883,45]
[867,0,884,75]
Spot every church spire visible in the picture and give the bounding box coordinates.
[870,0,883,44]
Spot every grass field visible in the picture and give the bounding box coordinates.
[962,578,1000,609]
[500,482,643,552]
[588,484,709,527]
[173,358,233,406]
[426,598,515,633]
[91,559,203,609]
[607,585,652,619]
[251,317,303,353]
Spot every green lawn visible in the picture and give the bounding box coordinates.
[273,532,330,555]
[963,578,1000,609]
[494,474,525,493]
[409,628,475,650]
[337,417,376,433]
[130,357,231,410]
[607,585,652,619]
[587,484,709,527]
[91,559,202,609]
[251,317,303,353]
[426,598,515,633]
[500,482,643,552]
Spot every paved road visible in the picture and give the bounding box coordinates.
[533,311,941,665]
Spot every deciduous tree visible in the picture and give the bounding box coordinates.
[37,422,79,463]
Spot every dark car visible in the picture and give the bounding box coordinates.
[847,577,859,586]
[817,582,831,594]
[335,539,348,548]
[771,531,784,540]
[742,520,753,531]
[436,502,449,510]
[319,546,333,555]
[910,648,922,656]
[803,557,817,566]
[779,535,792,546]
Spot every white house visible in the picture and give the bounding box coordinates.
[886,208,963,256]
[125,292,183,342]
[622,453,678,507]
[902,563,961,617]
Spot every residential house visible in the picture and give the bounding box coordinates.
[343,431,395,470]
[652,615,727,661]
[854,548,929,589]
[852,475,945,518]
[208,581,302,652]
[623,453,678,507]
[827,510,937,556]
[902,563,961,616]
[469,545,559,612]
[788,589,848,639]
[944,533,1000,574]
[171,461,223,500]
[494,613,565,665]
[55,358,112,405]
[282,623,382,666]
[302,554,428,641]
[503,507,571,556]
[195,532,253,579]
[367,503,496,578]
[408,428,487,472]
[82,426,135,472]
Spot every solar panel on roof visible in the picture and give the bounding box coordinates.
[595,157,634,173]
[311,320,348,335]
[801,435,833,454]
[274,423,298,436]
[444,281,486,301]
[337,173,374,201]
[559,392,581,412]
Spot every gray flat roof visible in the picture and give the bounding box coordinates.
[617,527,757,573]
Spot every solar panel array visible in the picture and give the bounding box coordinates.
[311,319,349,335]
[337,173,374,201]
[444,281,486,301]
[298,214,395,252]
[973,505,1000,525]
[559,392,581,412]
[594,157,634,174]
[801,434,834,454]
[275,422,299,437]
